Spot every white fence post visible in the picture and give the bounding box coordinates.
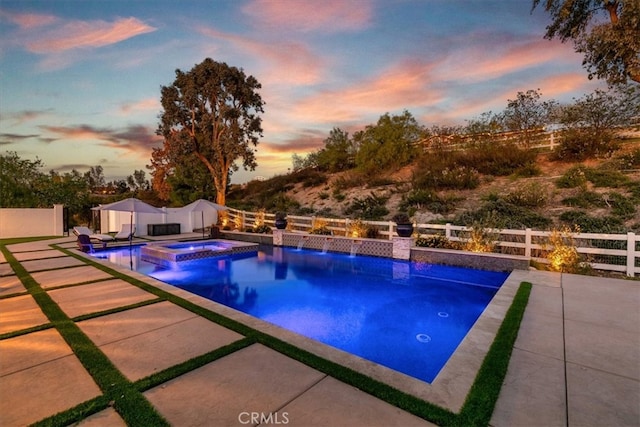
[388,221,394,240]
[53,204,64,236]
[445,223,452,239]
[627,232,636,277]
[525,228,532,258]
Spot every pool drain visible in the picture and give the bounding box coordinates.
[438,312,449,318]
[416,333,431,343]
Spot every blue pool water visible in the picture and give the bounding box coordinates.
[92,244,508,383]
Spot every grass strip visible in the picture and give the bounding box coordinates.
[0,323,54,340]
[134,337,255,392]
[71,297,163,322]
[0,290,29,300]
[456,281,532,426]
[31,395,112,427]
[0,245,170,427]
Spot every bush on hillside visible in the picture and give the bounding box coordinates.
[504,182,548,208]
[412,162,480,190]
[453,199,552,230]
[613,148,640,169]
[455,141,537,176]
[333,171,367,190]
[559,210,625,233]
[562,191,608,209]
[343,192,389,220]
[584,167,629,188]
[399,189,458,215]
[556,165,588,188]
[551,129,619,161]
[608,192,636,219]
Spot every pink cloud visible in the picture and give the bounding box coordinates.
[1,10,58,28]
[242,0,373,32]
[436,37,580,83]
[198,26,325,86]
[41,124,161,156]
[25,17,156,53]
[119,98,161,115]
[291,60,443,124]
[424,71,598,125]
[533,73,597,99]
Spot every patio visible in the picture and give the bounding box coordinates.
[0,235,638,426]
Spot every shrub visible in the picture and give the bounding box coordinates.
[556,165,588,188]
[608,192,636,219]
[332,189,346,202]
[301,170,328,188]
[584,167,629,188]
[559,210,625,233]
[399,189,458,214]
[613,148,640,169]
[545,226,581,273]
[334,172,367,190]
[346,219,382,239]
[504,182,548,208]
[456,142,537,176]
[310,218,331,235]
[454,199,551,230]
[415,235,460,249]
[365,225,381,239]
[413,164,480,190]
[512,163,542,178]
[625,181,640,201]
[343,192,389,220]
[562,191,607,209]
[253,224,272,234]
[347,219,367,238]
[391,212,411,224]
[462,213,502,253]
[551,128,619,161]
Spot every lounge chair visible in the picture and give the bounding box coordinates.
[76,234,94,253]
[73,226,114,248]
[115,224,135,241]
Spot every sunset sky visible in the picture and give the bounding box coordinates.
[0,0,605,184]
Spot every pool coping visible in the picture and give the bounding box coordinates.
[82,240,519,413]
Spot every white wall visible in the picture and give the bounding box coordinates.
[0,204,64,238]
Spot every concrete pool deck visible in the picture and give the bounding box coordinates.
[0,236,638,426]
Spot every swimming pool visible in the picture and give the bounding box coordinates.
[92,243,508,383]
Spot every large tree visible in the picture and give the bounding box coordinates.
[354,110,424,175]
[155,58,265,205]
[316,127,356,173]
[553,84,640,159]
[501,89,557,145]
[533,0,640,84]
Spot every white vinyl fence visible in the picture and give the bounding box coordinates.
[224,208,640,277]
[0,205,65,238]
